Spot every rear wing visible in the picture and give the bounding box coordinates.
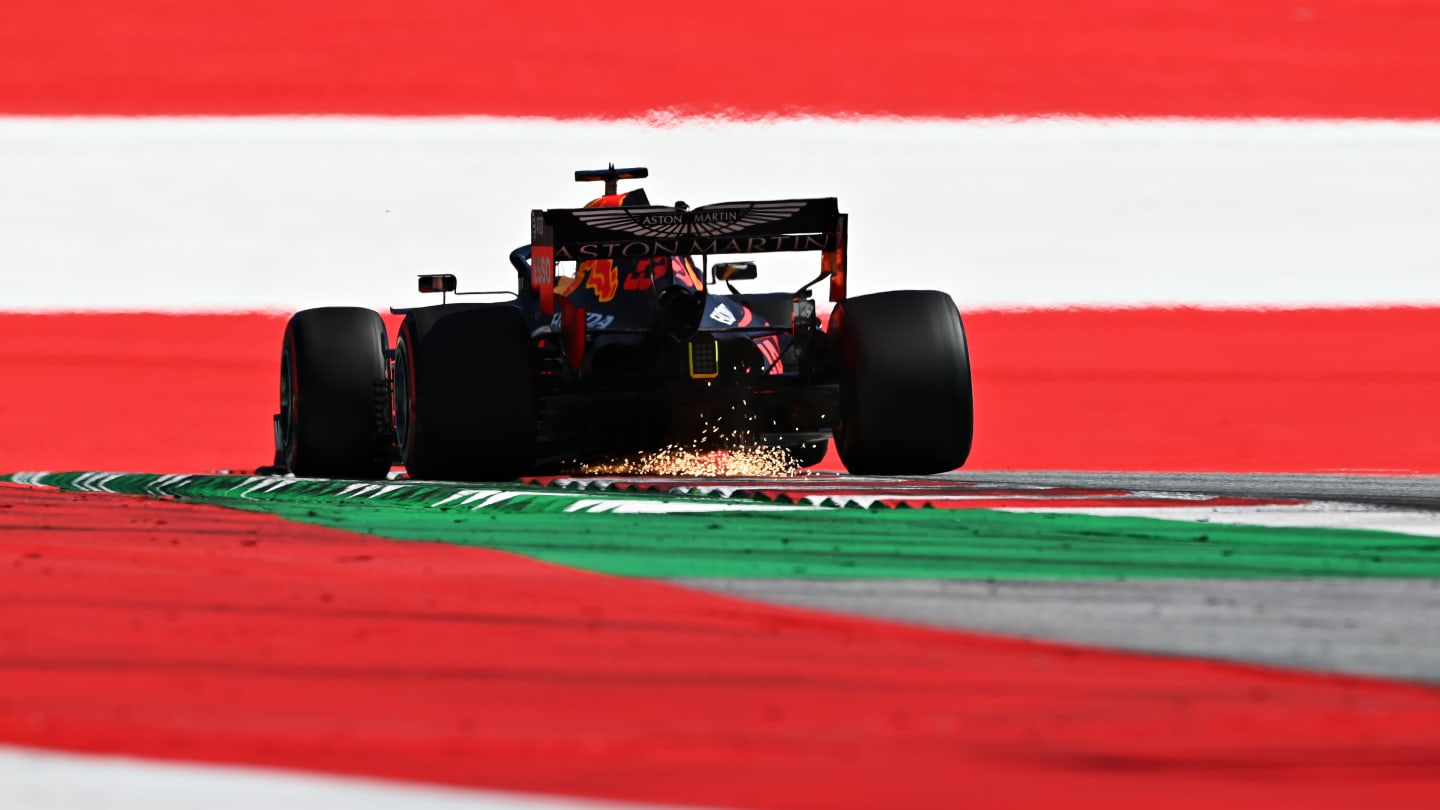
[529,198,848,314]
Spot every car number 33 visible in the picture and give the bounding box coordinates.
[549,312,616,330]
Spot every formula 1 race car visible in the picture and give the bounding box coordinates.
[272,166,973,481]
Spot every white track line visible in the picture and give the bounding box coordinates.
[999,503,1440,538]
[2,117,1439,311]
[1,745,687,810]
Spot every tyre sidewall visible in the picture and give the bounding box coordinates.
[280,307,392,479]
[397,305,536,481]
[833,290,974,474]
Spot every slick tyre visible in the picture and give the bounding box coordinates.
[395,305,536,481]
[832,290,974,475]
[278,307,394,479]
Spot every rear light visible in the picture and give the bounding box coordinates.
[688,334,719,379]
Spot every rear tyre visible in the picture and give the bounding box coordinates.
[395,305,537,481]
[832,290,973,475]
[278,307,393,479]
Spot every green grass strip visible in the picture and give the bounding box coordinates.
[9,471,1440,580]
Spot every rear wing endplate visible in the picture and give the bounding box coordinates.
[530,198,847,314]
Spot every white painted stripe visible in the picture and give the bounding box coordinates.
[0,745,684,810]
[229,476,300,496]
[6,473,821,513]
[2,117,1438,311]
[432,489,487,507]
[337,482,378,498]
[999,503,1440,538]
[605,501,816,513]
[562,497,812,514]
[468,491,527,509]
[804,494,877,508]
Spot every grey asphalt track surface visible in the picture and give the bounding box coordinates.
[685,577,1440,683]
[949,471,1440,510]
[682,472,1440,684]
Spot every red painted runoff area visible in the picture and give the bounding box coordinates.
[1,1,1437,119]
[4,481,1440,809]
[963,306,1440,473]
[5,308,1438,475]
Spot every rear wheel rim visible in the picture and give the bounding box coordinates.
[393,338,412,461]
[278,340,296,458]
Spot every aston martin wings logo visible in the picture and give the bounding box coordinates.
[571,201,809,239]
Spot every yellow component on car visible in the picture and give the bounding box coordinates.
[688,334,719,379]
